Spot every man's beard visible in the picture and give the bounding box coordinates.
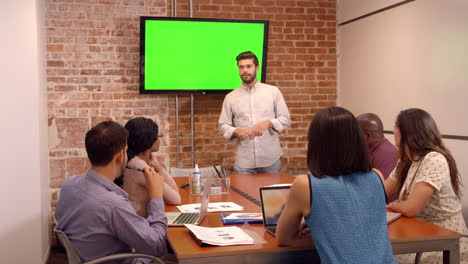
[241,73,256,84]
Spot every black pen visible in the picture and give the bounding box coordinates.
[214,165,230,193]
[213,165,223,178]
[126,165,144,172]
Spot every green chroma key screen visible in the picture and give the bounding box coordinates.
[140,17,269,94]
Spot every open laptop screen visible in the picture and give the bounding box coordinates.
[260,185,291,226]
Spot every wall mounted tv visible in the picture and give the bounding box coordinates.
[140,16,269,94]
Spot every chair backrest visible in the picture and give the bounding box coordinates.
[170,165,221,178]
[54,228,167,264]
[55,229,84,264]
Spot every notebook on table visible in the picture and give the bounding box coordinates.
[221,213,263,225]
[166,175,212,226]
[259,184,292,236]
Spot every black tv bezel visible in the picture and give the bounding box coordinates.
[139,16,269,95]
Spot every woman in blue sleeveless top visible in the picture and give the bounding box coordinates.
[276,107,396,264]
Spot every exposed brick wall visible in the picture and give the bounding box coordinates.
[168,0,337,171]
[46,0,336,212]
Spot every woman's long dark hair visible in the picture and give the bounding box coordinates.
[394,108,461,199]
[307,107,370,178]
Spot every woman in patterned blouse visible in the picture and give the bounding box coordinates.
[384,108,468,263]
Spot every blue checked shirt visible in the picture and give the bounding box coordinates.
[55,169,168,264]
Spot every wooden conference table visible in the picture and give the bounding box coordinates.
[166,173,461,264]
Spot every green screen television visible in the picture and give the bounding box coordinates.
[140,17,269,94]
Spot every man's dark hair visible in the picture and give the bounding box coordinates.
[125,117,159,160]
[307,107,370,178]
[85,121,128,166]
[236,51,259,66]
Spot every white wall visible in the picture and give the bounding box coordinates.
[0,0,50,263]
[338,0,468,212]
[338,0,411,24]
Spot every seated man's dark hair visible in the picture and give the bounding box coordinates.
[85,120,128,166]
[236,51,259,66]
[125,117,159,160]
[307,106,370,178]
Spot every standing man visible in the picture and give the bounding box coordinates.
[55,121,168,263]
[218,51,291,174]
[357,113,398,180]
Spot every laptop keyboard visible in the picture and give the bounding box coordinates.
[173,213,200,224]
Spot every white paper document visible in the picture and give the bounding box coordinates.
[185,224,254,246]
[177,202,244,213]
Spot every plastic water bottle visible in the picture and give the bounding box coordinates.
[190,164,201,195]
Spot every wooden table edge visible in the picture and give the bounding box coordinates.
[391,233,462,243]
[170,243,313,260]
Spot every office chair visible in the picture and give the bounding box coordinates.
[54,228,165,264]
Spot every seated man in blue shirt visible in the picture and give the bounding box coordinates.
[55,120,167,264]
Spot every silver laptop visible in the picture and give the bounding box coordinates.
[259,184,292,236]
[386,212,401,224]
[166,175,212,226]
